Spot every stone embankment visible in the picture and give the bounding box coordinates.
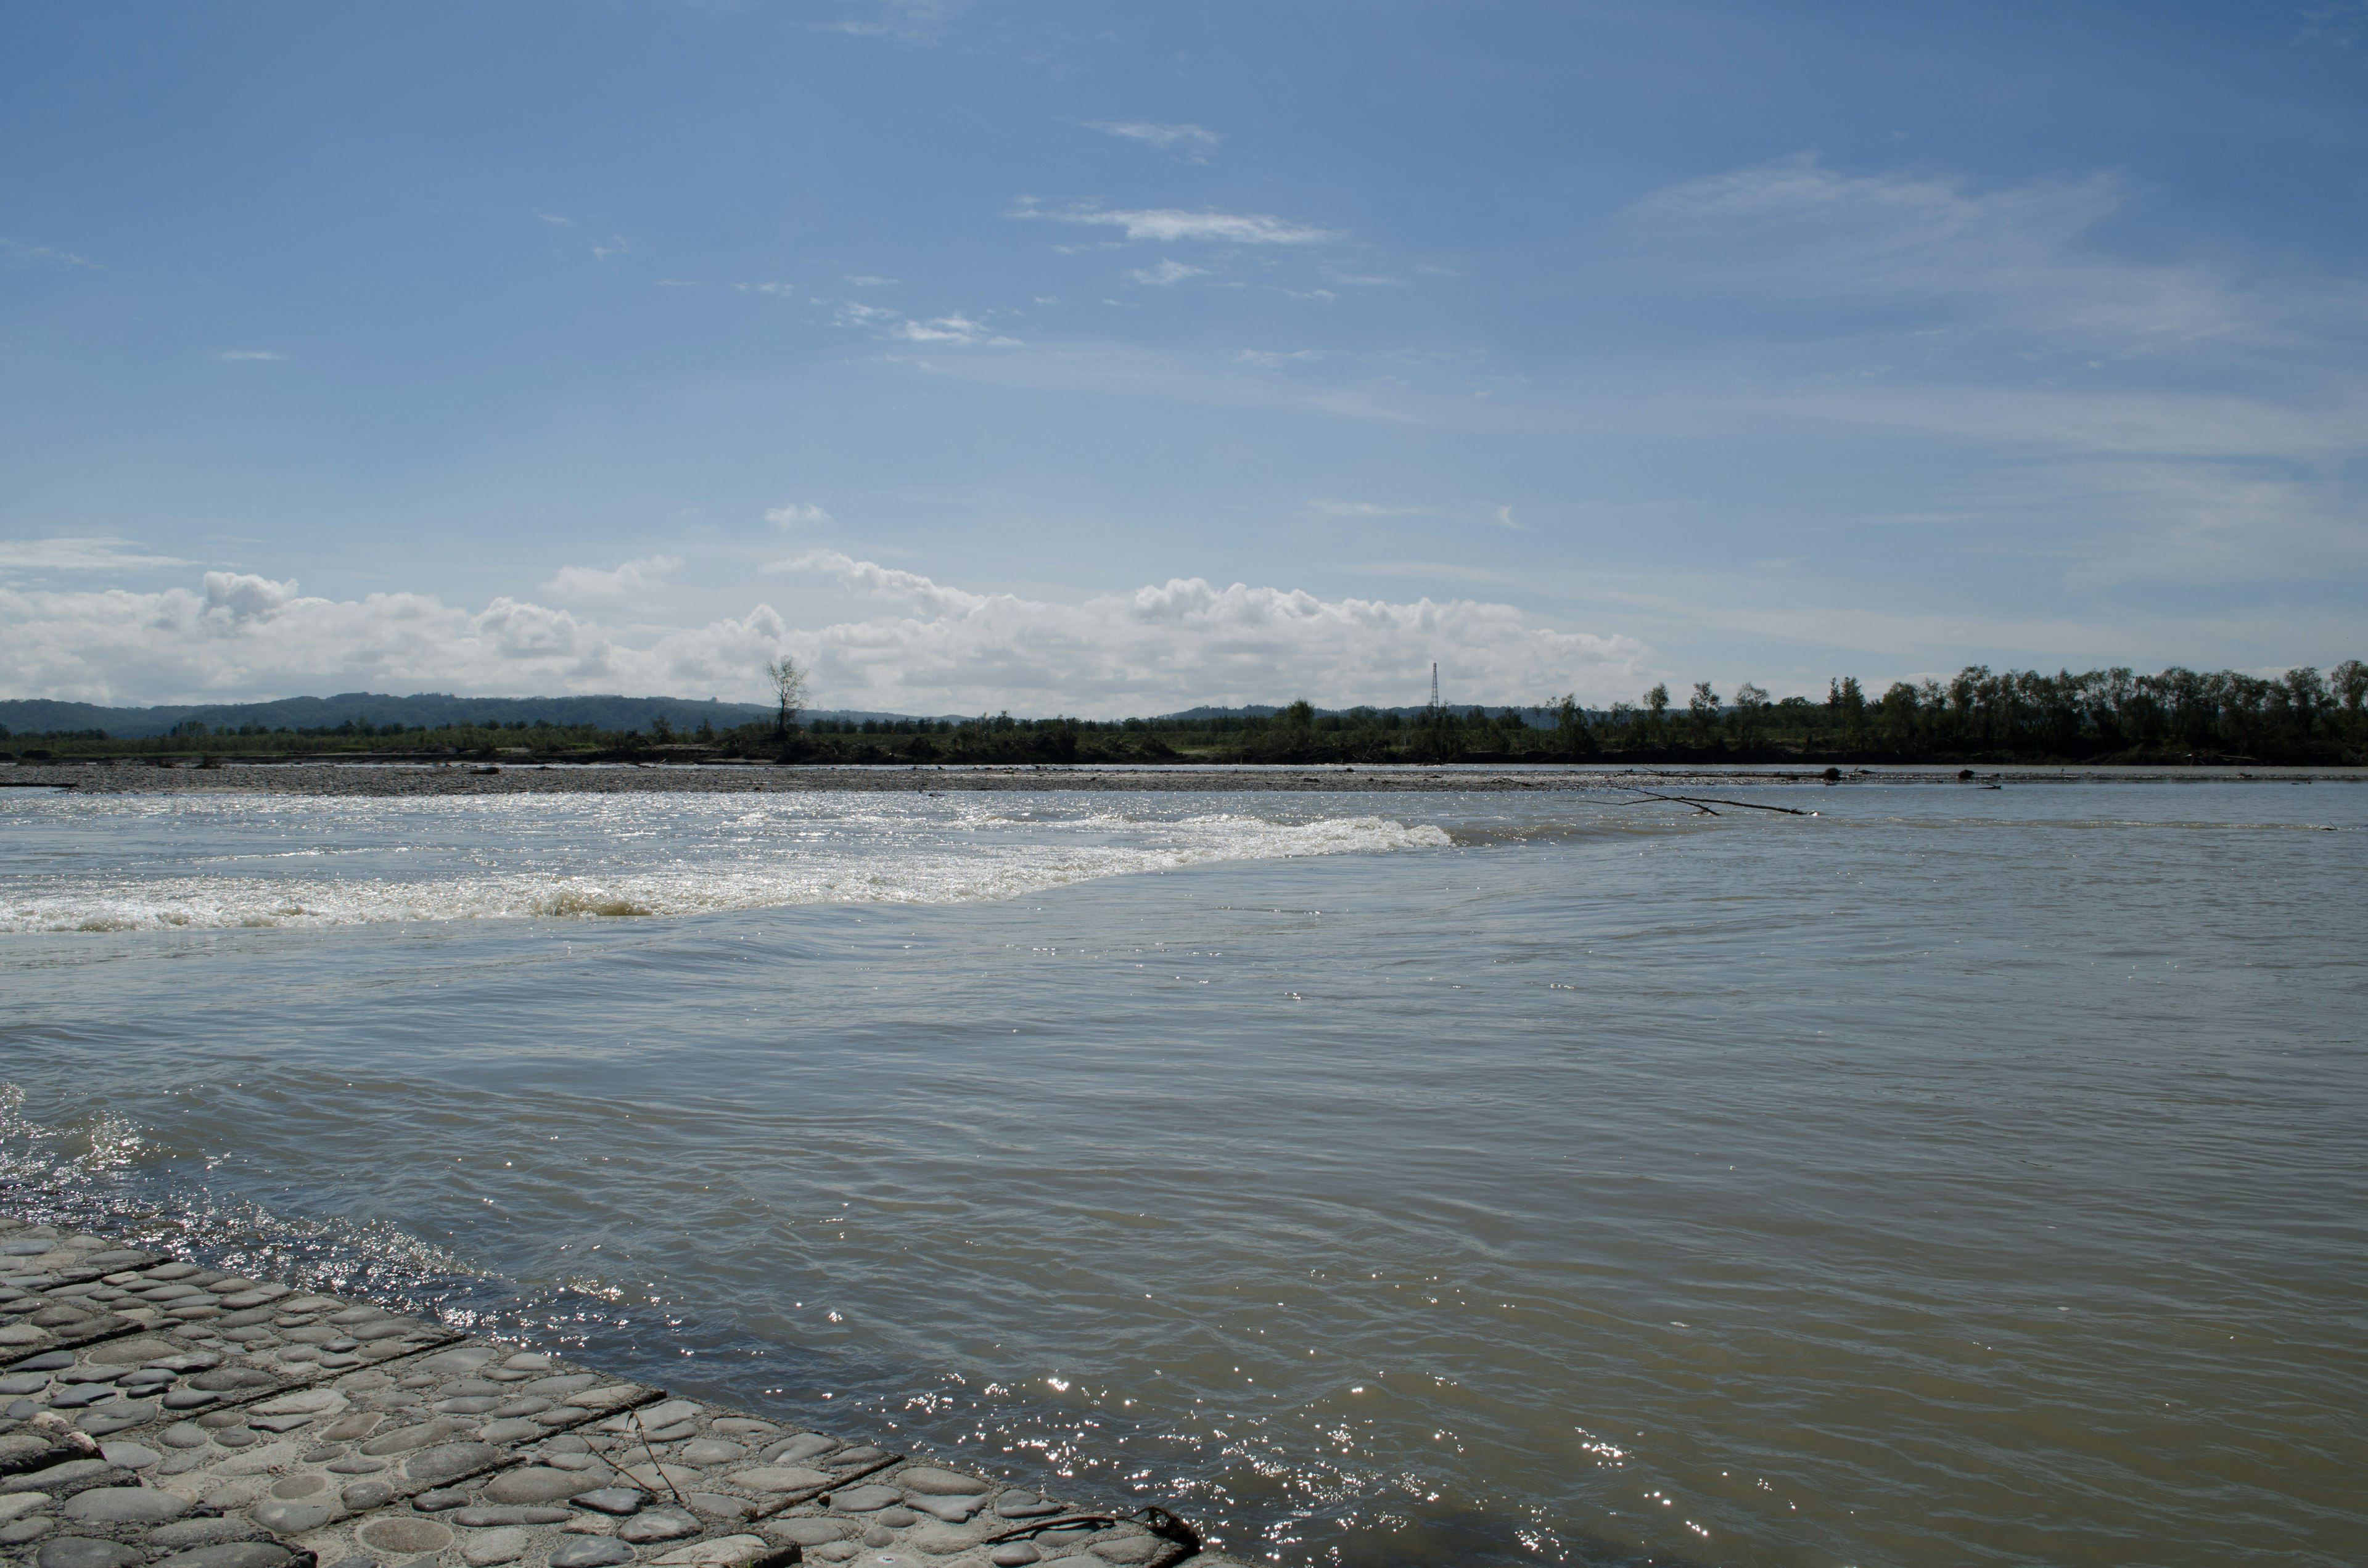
[0,1219,1241,1568]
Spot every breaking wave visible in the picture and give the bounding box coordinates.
[0,793,1450,932]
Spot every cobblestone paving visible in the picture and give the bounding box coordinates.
[0,1221,1233,1568]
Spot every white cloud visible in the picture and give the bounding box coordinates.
[1087,121,1223,162]
[535,211,574,226]
[1021,202,1340,246]
[1128,258,1206,286]
[1622,154,2241,345]
[0,537,195,574]
[202,572,300,622]
[816,0,970,41]
[765,502,832,528]
[737,281,796,295]
[0,575,791,707]
[0,237,98,269]
[543,555,681,597]
[760,550,1647,711]
[1306,498,1422,519]
[215,350,287,362]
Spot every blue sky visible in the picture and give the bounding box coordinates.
[3,1,2362,713]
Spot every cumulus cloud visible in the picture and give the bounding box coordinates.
[0,575,791,707]
[542,555,681,597]
[765,502,832,528]
[3,556,1648,713]
[761,550,1646,712]
[1087,121,1223,161]
[1018,202,1340,246]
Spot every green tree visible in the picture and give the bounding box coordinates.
[1687,681,1720,742]
[1730,681,1769,745]
[765,655,808,735]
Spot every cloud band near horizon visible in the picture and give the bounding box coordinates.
[0,554,1650,715]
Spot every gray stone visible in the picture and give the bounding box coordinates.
[363,1421,468,1456]
[995,1493,1061,1519]
[11,1352,72,1370]
[412,1488,472,1511]
[874,1508,916,1528]
[249,1501,336,1533]
[569,1488,647,1517]
[676,1441,744,1466]
[1,1519,56,1546]
[684,1495,754,1522]
[326,1455,390,1474]
[406,1440,500,1484]
[64,1487,193,1524]
[453,1508,572,1527]
[486,1467,599,1505]
[359,1517,454,1554]
[547,1538,637,1567]
[4,1459,110,1493]
[153,1547,295,1568]
[145,1519,266,1549]
[212,1426,260,1447]
[905,1493,983,1524]
[617,1511,701,1544]
[339,1481,398,1512]
[829,1447,887,1466]
[479,1419,546,1445]
[987,1546,1042,1567]
[765,1519,848,1547]
[36,1539,142,1568]
[1087,1537,1157,1565]
[891,1467,987,1497]
[826,1484,899,1513]
[0,1374,47,1395]
[860,1527,893,1550]
[761,1435,836,1466]
[720,1466,828,1495]
[463,1527,532,1566]
[46,1385,118,1409]
[524,1376,598,1398]
[97,1443,159,1470]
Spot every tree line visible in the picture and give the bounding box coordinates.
[7,660,2361,766]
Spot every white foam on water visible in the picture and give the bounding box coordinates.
[0,791,1450,932]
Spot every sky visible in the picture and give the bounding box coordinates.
[2,1,2364,715]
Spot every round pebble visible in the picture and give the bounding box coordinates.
[617,1511,700,1545]
[987,1548,1042,1567]
[462,1527,530,1566]
[64,1488,194,1525]
[360,1518,454,1554]
[152,1546,296,1568]
[546,1538,636,1568]
[36,1539,143,1568]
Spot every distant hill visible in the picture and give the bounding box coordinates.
[0,691,800,739]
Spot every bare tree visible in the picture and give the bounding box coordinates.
[765,654,808,734]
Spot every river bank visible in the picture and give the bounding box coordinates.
[6,758,2363,798]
